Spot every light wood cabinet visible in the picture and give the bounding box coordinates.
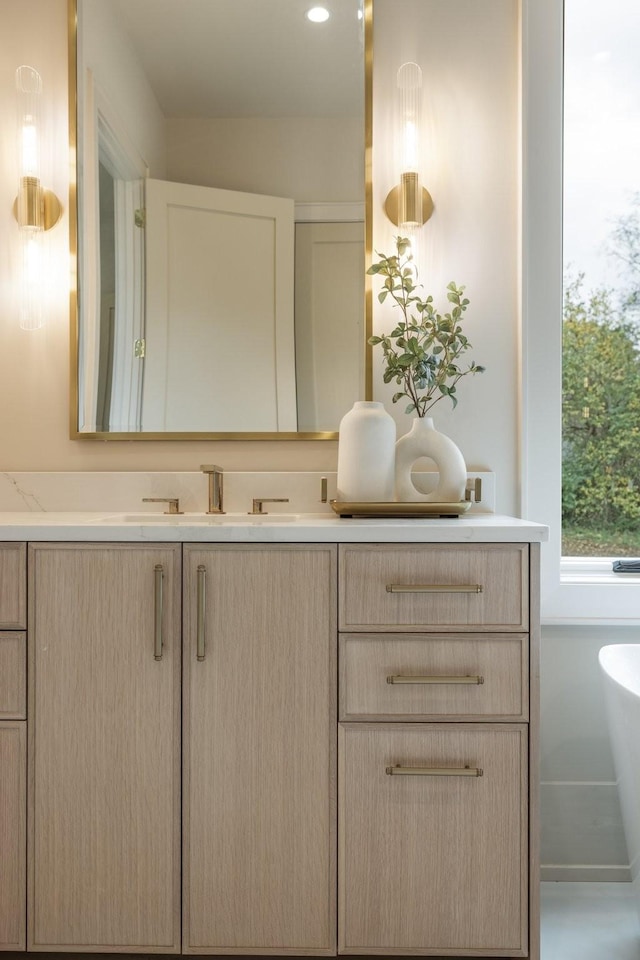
[338,543,540,960]
[28,544,182,953]
[9,535,538,959]
[182,545,337,955]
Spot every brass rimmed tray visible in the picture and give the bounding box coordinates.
[329,500,471,519]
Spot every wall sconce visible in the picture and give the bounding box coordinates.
[13,65,62,330]
[384,62,433,238]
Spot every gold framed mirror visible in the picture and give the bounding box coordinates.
[68,0,372,440]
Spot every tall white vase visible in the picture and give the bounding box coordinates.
[395,416,467,502]
[336,401,396,502]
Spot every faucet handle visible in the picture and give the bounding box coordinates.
[142,497,182,515]
[249,498,289,515]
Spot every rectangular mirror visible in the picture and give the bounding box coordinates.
[70,0,371,439]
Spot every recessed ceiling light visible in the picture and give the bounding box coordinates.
[306,6,330,23]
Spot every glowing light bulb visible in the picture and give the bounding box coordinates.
[306,6,330,23]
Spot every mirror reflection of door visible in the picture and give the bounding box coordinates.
[143,179,296,432]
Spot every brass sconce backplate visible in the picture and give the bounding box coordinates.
[384,183,434,227]
[13,185,63,231]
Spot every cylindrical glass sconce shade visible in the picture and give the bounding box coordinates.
[16,65,45,329]
[398,61,422,174]
[16,66,43,230]
[20,233,45,331]
[397,62,424,230]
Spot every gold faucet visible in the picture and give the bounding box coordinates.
[200,464,225,514]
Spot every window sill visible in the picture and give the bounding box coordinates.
[540,559,640,625]
[561,557,640,586]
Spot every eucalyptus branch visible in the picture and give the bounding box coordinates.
[368,237,485,417]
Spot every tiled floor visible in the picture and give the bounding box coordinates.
[541,882,640,959]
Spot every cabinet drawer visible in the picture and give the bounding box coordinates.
[0,544,26,630]
[340,633,528,721]
[0,634,26,719]
[339,543,528,632]
[338,723,528,956]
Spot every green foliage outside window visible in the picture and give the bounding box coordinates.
[563,199,640,556]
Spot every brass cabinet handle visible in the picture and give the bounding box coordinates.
[386,583,483,594]
[196,565,206,661]
[154,564,164,661]
[386,674,485,685]
[386,764,483,777]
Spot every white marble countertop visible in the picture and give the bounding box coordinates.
[0,512,548,543]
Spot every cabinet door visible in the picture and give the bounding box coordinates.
[0,721,26,950]
[339,723,528,956]
[183,545,337,955]
[28,544,181,953]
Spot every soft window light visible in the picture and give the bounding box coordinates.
[14,65,62,330]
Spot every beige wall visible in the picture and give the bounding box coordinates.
[0,0,520,508]
[372,0,520,516]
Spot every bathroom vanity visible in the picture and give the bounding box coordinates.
[0,514,545,959]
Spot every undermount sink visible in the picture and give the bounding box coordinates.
[89,511,297,524]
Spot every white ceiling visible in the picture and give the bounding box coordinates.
[110,0,365,119]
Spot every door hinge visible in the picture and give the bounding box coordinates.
[134,208,146,228]
[134,338,146,358]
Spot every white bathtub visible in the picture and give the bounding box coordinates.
[599,644,640,920]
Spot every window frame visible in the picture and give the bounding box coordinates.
[521,0,640,623]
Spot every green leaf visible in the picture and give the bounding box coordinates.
[397,354,415,367]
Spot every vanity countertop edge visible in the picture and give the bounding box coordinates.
[0,513,549,543]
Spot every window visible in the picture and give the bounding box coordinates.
[523,0,640,622]
[562,0,640,560]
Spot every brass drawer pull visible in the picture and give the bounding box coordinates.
[154,564,164,661]
[386,674,485,685]
[386,764,483,777]
[196,564,206,661]
[386,583,483,594]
